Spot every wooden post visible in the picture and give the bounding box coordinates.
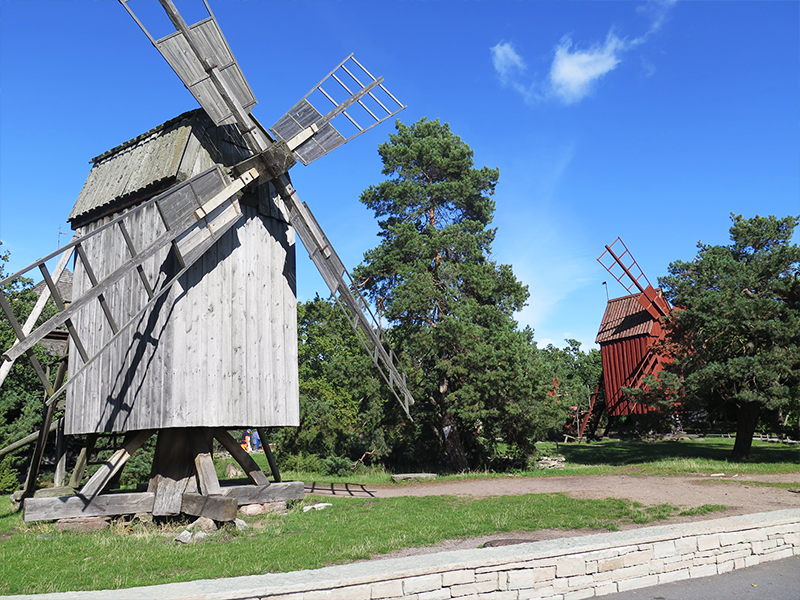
[257,428,281,482]
[21,360,67,499]
[192,428,222,496]
[150,428,196,516]
[54,418,66,488]
[68,433,97,489]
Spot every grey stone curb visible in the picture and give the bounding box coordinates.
[7,508,800,600]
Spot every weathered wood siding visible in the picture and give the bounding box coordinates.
[65,202,298,434]
[65,111,299,434]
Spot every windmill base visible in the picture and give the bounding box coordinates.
[22,427,304,523]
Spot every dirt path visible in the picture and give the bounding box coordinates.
[304,473,800,559]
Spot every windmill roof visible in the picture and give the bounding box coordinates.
[68,110,251,228]
[595,293,656,344]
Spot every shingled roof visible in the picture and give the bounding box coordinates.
[68,110,251,228]
[595,293,656,344]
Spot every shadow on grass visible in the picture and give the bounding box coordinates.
[559,440,799,466]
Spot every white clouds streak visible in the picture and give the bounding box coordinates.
[491,0,676,105]
[549,33,625,104]
[491,41,526,85]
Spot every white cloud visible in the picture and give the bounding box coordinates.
[491,1,676,105]
[490,41,526,85]
[549,33,625,104]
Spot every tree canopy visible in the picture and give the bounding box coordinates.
[353,118,570,470]
[654,214,800,458]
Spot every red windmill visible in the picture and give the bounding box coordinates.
[580,238,672,438]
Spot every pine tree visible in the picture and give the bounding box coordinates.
[355,118,536,470]
[656,214,800,459]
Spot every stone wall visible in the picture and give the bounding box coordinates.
[16,509,800,600]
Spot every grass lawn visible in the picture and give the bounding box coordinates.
[0,437,795,595]
[0,493,724,595]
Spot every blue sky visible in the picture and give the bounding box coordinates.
[1,0,798,350]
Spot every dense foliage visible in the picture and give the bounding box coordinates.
[346,118,593,470]
[0,245,53,491]
[647,214,800,459]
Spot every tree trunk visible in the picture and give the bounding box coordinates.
[442,412,470,472]
[731,401,761,460]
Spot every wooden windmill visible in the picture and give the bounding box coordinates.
[579,238,672,438]
[0,0,414,523]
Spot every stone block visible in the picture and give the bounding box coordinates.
[718,560,734,574]
[783,533,800,546]
[442,569,474,587]
[697,534,720,551]
[689,563,718,579]
[652,540,676,559]
[674,536,697,554]
[744,554,761,568]
[566,574,594,589]
[761,547,795,561]
[449,579,499,597]
[418,589,451,600]
[307,585,371,600]
[659,568,690,584]
[507,567,556,590]
[517,587,556,600]
[403,574,442,595]
[623,549,654,567]
[594,581,618,596]
[598,557,624,573]
[584,560,598,574]
[617,574,659,592]
[564,588,595,600]
[55,516,109,532]
[476,572,499,584]
[371,580,403,599]
[556,556,586,577]
[719,531,744,546]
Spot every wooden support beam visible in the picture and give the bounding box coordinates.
[150,428,196,516]
[212,428,269,486]
[79,430,154,500]
[181,493,237,522]
[192,428,221,496]
[257,428,281,482]
[220,481,304,506]
[54,418,66,488]
[68,433,97,489]
[21,360,68,500]
[23,492,155,522]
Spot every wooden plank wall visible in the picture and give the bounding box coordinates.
[65,118,298,434]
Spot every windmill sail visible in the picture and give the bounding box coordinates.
[271,55,406,165]
[121,0,257,127]
[120,0,414,415]
[272,175,415,418]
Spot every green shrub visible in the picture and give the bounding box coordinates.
[278,451,325,474]
[323,455,353,477]
[0,457,20,493]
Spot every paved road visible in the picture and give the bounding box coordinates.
[601,556,800,600]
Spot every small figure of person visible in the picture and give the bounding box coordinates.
[242,429,252,452]
[251,429,261,451]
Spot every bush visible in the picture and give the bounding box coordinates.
[277,451,325,474]
[323,455,353,477]
[0,457,20,493]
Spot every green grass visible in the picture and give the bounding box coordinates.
[0,493,724,595]
[1,436,794,594]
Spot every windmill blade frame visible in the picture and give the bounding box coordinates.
[0,165,257,405]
